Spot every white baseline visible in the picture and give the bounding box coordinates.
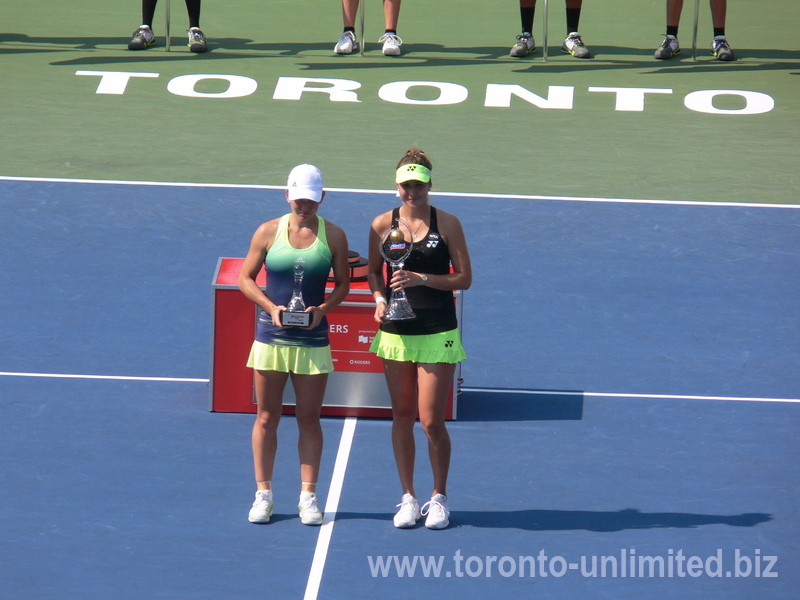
[1,175,799,210]
[0,371,797,404]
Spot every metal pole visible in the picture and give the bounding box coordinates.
[165,0,171,52]
[359,0,365,56]
[691,0,700,61]
[542,0,549,62]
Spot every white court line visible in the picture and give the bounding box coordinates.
[0,371,207,383]
[304,416,357,600]
[2,175,799,209]
[1,368,358,600]
[0,372,796,403]
[0,367,357,600]
[462,387,800,404]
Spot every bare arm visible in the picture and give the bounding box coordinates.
[367,212,393,322]
[419,210,471,290]
[238,220,283,326]
[307,221,351,329]
[392,210,472,292]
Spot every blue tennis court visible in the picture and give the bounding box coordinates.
[1,177,798,599]
[2,0,799,596]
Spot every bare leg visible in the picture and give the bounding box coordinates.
[341,0,359,28]
[291,372,328,493]
[417,363,455,497]
[252,370,288,490]
[709,0,726,29]
[666,0,684,28]
[384,359,455,499]
[384,359,419,498]
[383,0,401,30]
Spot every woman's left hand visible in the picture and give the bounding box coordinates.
[304,306,325,330]
[389,269,425,290]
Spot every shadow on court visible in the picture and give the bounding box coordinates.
[450,508,772,532]
[457,390,584,421]
[327,508,771,531]
[3,32,795,73]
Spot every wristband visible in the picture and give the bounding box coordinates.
[375,296,387,305]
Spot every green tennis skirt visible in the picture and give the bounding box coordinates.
[370,329,466,364]
[247,341,333,375]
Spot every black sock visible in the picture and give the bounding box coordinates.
[385,29,396,35]
[566,7,581,34]
[142,0,158,26]
[713,27,725,37]
[666,25,679,37]
[344,27,355,33]
[520,6,534,34]
[185,0,201,28]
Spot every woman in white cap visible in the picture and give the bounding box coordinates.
[239,164,350,525]
[367,146,472,530]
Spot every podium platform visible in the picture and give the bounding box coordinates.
[209,258,462,419]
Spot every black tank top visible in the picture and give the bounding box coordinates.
[380,206,458,335]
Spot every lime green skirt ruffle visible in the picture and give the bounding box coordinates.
[247,341,333,374]
[370,329,466,364]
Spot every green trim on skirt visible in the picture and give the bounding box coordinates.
[247,341,333,374]
[370,329,466,364]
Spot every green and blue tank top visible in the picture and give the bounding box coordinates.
[256,214,333,347]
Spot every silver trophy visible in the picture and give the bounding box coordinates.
[281,262,311,327]
[379,221,416,321]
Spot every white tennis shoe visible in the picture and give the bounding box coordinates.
[379,33,402,56]
[421,494,450,530]
[393,493,421,528]
[248,490,274,523]
[299,492,324,525]
[334,30,358,54]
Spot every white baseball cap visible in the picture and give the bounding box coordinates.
[287,164,324,202]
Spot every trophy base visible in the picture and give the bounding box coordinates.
[281,311,311,327]
[383,300,416,321]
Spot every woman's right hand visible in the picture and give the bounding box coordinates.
[269,305,286,327]
[374,300,387,324]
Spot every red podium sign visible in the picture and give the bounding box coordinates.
[210,258,462,419]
